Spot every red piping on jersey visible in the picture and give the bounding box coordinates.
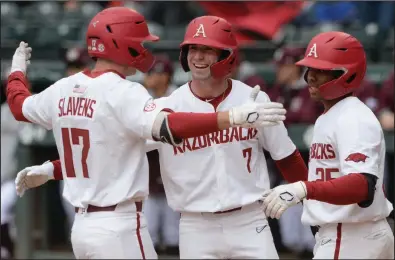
[82,69,126,79]
[334,223,342,259]
[304,173,369,204]
[275,149,308,183]
[167,80,234,139]
[136,212,146,259]
[6,71,32,122]
[188,79,233,111]
[52,160,63,180]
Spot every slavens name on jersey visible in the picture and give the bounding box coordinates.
[173,127,258,155]
[58,97,97,118]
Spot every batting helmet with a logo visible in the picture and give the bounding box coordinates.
[86,7,159,73]
[179,16,239,78]
[296,31,366,100]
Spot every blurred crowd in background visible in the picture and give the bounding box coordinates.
[1,1,394,259]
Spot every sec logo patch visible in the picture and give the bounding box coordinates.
[144,102,156,112]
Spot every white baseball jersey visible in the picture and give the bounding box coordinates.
[21,71,167,208]
[302,96,393,226]
[148,79,296,213]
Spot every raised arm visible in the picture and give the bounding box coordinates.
[7,42,55,130]
[7,42,33,122]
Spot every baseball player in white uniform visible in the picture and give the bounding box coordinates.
[148,16,310,259]
[7,8,287,259]
[261,31,394,259]
[14,16,309,259]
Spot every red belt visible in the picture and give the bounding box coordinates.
[75,201,142,213]
[214,206,242,214]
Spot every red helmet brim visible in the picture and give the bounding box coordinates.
[295,57,339,71]
[144,34,160,42]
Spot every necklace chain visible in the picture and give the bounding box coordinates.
[205,85,228,103]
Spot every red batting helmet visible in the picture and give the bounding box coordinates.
[86,7,159,73]
[179,16,238,78]
[296,31,367,100]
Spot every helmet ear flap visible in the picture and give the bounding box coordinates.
[180,46,190,72]
[303,68,309,84]
[210,51,237,78]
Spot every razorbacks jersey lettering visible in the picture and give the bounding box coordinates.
[148,79,296,213]
[22,71,166,208]
[302,97,393,226]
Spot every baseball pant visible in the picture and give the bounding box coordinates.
[143,194,179,247]
[71,200,157,259]
[179,201,279,259]
[313,218,394,259]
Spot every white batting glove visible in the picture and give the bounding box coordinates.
[15,161,55,197]
[261,181,307,219]
[10,41,32,75]
[229,85,286,128]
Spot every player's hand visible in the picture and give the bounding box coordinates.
[15,161,55,197]
[229,85,286,128]
[10,41,32,75]
[261,181,307,219]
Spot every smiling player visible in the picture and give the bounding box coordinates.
[13,15,307,259]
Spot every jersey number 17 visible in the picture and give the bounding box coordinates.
[61,127,90,178]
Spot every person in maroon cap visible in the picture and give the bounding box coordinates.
[377,71,394,210]
[143,54,180,255]
[230,53,269,92]
[269,47,323,126]
[350,62,381,113]
[144,54,177,98]
[244,75,268,92]
[64,47,92,76]
[377,72,394,131]
[352,79,379,113]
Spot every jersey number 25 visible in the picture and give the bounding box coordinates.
[316,167,338,181]
[61,128,90,178]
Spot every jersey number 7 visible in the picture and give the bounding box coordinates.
[61,128,90,178]
[242,147,252,173]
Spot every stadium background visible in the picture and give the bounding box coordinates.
[0,1,393,259]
